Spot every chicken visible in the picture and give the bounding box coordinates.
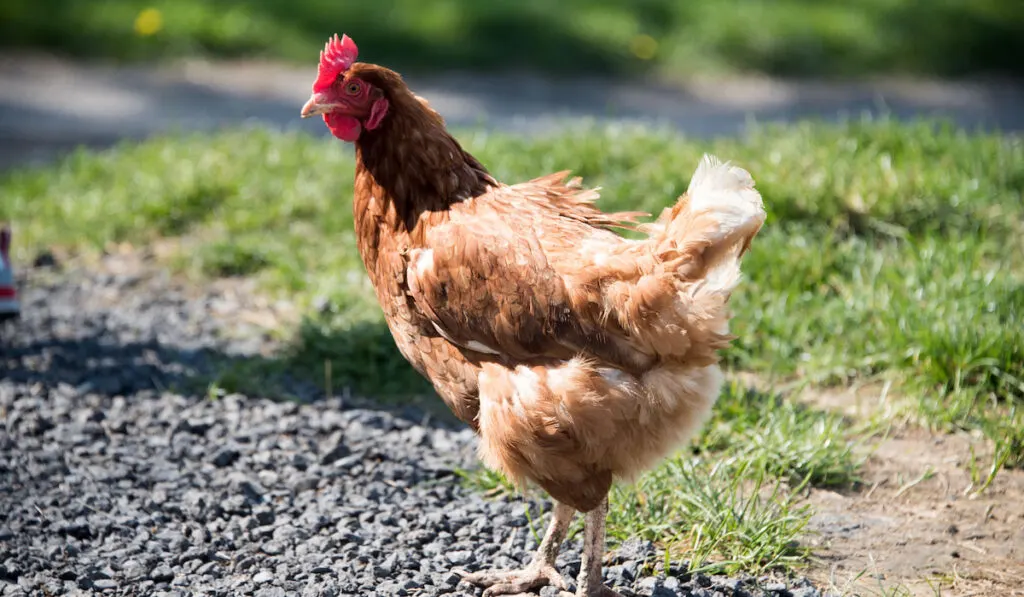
[301,34,766,597]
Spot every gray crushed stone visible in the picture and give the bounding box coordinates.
[0,260,825,596]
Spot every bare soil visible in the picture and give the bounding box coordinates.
[796,383,1024,596]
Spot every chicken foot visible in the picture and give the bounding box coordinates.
[456,501,575,596]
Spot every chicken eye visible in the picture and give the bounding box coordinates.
[345,81,361,95]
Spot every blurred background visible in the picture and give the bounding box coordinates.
[2,0,1023,169]
[4,0,1024,76]
[2,4,1023,593]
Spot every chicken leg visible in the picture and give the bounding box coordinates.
[457,501,575,596]
[575,497,622,597]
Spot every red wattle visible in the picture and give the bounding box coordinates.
[325,114,362,142]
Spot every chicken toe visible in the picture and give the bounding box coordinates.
[457,561,567,596]
[457,501,575,596]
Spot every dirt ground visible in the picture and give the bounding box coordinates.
[797,384,1024,596]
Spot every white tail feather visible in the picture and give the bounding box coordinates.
[686,153,765,244]
[682,154,765,295]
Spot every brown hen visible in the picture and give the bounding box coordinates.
[301,34,766,597]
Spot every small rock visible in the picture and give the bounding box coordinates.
[637,576,660,592]
[379,552,400,575]
[61,522,92,540]
[196,561,220,576]
[212,448,241,467]
[620,561,639,583]
[253,507,276,527]
[605,564,633,584]
[122,560,148,579]
[445,550,473,566]
[293,476,320,493]
[236,480,265,503]
[614,538,657,563]
[149,565,174,582]
[438,571,461,588]
[320,442,351,466]
[261,541,285,556]
[253,570,275,584]
[401,579,422,591]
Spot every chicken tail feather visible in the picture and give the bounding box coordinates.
[646,153,766,297]
[685,153,765,249]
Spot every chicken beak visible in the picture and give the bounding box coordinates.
[301,94,331,118]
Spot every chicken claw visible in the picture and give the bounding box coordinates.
[455,501,576,596]
[455,561,567,596]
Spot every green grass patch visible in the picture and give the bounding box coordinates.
[2,0,1022,78]
[3,118,1022,570]
[696,381,862,488]
[607,459,813,576]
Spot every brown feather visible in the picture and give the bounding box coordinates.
[345,63,765,509]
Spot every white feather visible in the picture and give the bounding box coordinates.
[686,153,765,239]
[414,248,434,278]
[431,321,500,355]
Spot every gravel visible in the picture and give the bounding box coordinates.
[0,257,825,596]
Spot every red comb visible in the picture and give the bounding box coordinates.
[313,34,359,92]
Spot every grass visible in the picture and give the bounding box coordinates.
[3,118,1022,572]
[695,382,862,489]
[606,458,814,576]
[2,0,1023,79]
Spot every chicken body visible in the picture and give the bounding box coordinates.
[302,45,765,597]
[359,162,761,511]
